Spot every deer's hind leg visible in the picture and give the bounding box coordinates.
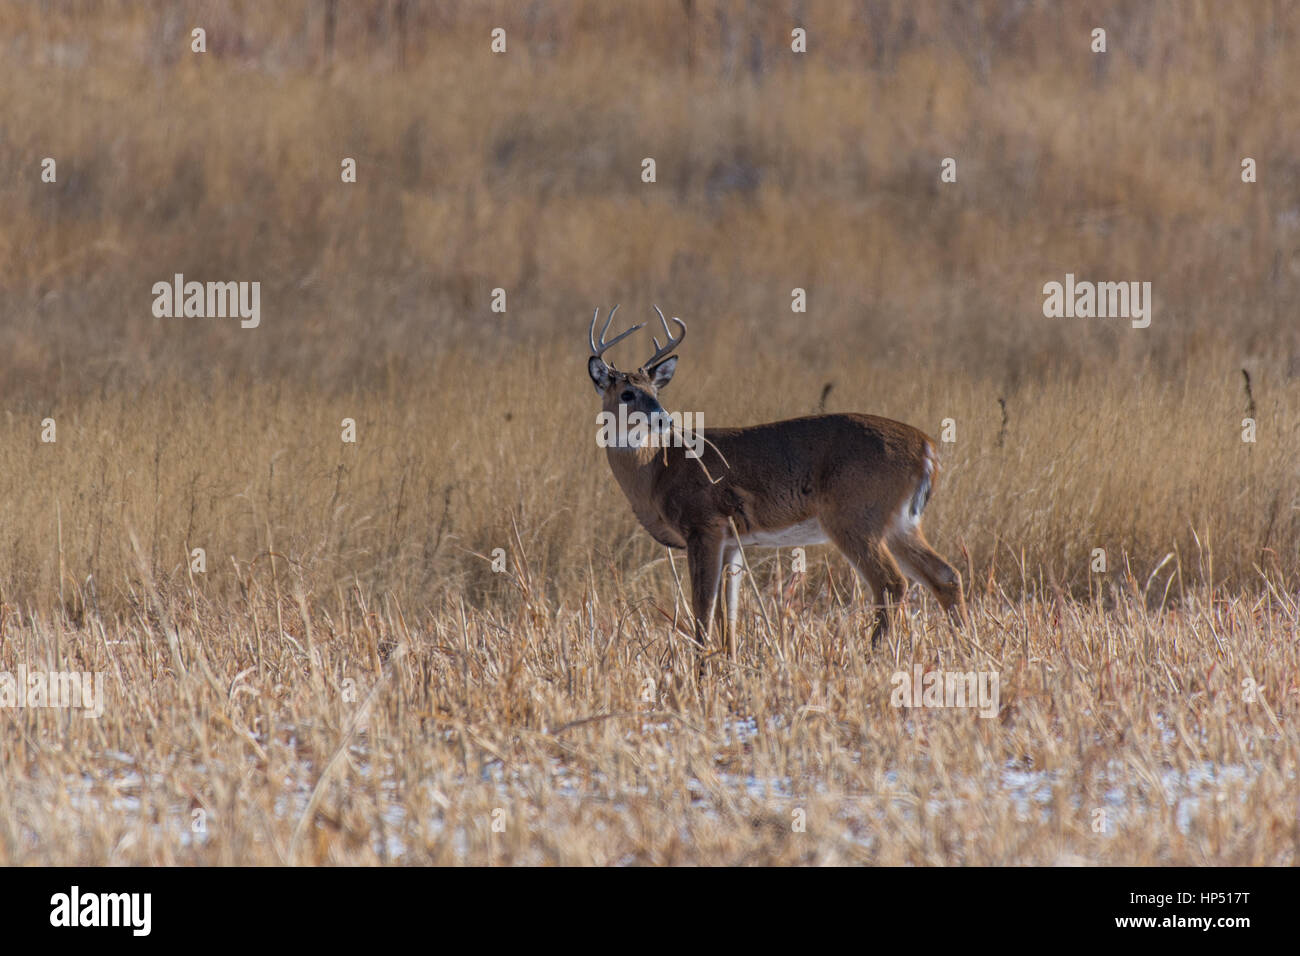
[819,508,906,648]
[889,526,967,627]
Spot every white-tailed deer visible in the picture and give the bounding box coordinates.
[587,305,966,652]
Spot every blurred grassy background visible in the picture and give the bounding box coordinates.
[1,0,1297,614]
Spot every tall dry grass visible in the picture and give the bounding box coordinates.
[0,1,1297,864]
[1,552,1296,864]
[0,354,1296,618]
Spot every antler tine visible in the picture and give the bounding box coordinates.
[589,305,645,362]
[588,307,604,355]
[644,305,686,368]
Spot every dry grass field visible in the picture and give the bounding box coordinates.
[0,0,1297,865]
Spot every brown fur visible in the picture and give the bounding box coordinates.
[592,361,967,653]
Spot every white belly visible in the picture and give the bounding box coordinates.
[730,518,829,548]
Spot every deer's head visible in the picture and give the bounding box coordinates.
[587,306,685,442]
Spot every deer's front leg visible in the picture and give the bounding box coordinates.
[685,528,724,651]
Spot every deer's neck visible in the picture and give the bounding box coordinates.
[605,443,663,505]
[605,445,683,546]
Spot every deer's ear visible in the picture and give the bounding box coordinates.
[588,357,614,394]
[647,355,677,389]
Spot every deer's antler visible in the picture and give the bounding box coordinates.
[589,305,646,364]
[643,305,686,369]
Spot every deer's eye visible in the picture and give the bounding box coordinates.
[620,390,635,402]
